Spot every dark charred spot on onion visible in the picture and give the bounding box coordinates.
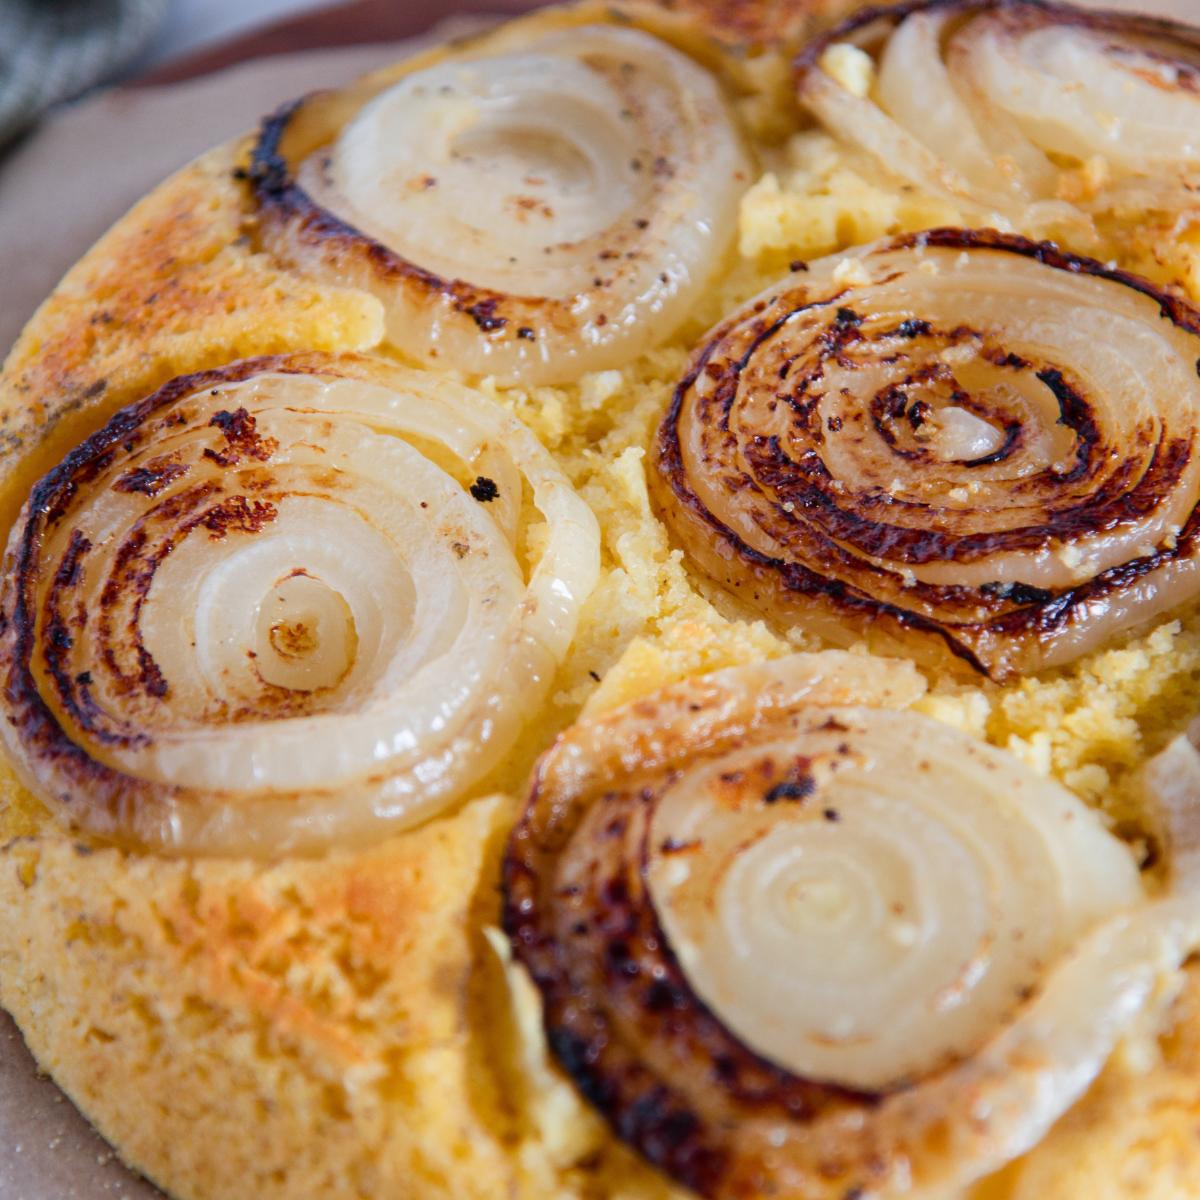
[544,1024,623,1116]
[620,1087,701,1155]
[834,307,862,328]
[764,773,817,804]
[644,978,689,1013]
[46,622,73,651]
[604,815,629,840]
[906,400,932,430]
[461,297,508,333]
[113,456,188,497]
[895,318,930,339]
[138,651,170,699]
[985,347,1029,370]
[824,808,841,822]
[469,476,500,502]
[517,326,536,340]
[980,580,1055,605]
[606,938,642,979]
[199,496,278,541]
[204,408,277,467]
[660,836,701,855]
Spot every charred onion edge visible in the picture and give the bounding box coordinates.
[0,356,324,831]
[793,0,1200,86]
[247,97,575,343]
[653,228,1200,679]
[502,736,880,1198]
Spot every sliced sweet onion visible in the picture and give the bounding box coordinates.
[505,652,1200,1199]
[648,709,1141,1093]
[652,230,1200,680]
[250,24,751,384]
[797,0,1200,239]
[1141,720,1200,890]
[0,355,599,856]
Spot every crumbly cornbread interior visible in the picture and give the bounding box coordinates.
[2,3,1200,1198]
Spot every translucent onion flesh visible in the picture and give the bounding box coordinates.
[505,652,1200,1199]
[652,230,1200,680]
[797,0,1200,239]
[252,25,752,384]
[1141,719,1200,891]
[0,356,599,856]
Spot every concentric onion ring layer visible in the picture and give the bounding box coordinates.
[653,232,1200,679]
[505,652,1200,1199]
[648,708,1140,1092]
[798,0,1200,238]
[252,24,751,383]
[0,357,599,856]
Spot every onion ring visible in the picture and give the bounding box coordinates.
[652,230,1200,680]
[0,353,599,856]
[504,651,1200,1198]
[796,0,1200,244]
[249,24,751,384]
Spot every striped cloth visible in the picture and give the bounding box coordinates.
[0,0,168,146]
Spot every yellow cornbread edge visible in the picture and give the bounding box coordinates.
[3,4,1200,1198]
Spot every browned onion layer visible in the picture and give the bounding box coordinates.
[0,353,598,856]
[652,230,1200,680]
[246,20,749,384]
[795,0,1200,243]
[503,653,1190,1199]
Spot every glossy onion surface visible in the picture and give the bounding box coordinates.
[653,231,1200,680]
[0,355,599,856]
[505,652,1200,1198]
[798,0,1200,240]
[251,24,751,384]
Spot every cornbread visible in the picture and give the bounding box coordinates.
[3,1,1200,1197]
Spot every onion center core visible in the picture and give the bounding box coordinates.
[254,571,359,693]
[930,404,1007,461]
[450,120,597,195]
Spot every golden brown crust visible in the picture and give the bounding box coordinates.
[2,3,1200,1199]
[0,142,382,539]
[0,791,523,1200]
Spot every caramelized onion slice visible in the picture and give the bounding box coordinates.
[505,652,1200,1199]
[1141,719,1200,891]
[652,230,1200,680]
[0,355,599,856]
[250,24,751,384]
[797,0,1200,238]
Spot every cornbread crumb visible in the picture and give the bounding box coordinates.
[818,42,874,97]
[3,2,1200,1197]
[738,131,963,261]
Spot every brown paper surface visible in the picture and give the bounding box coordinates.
[0,0,1194,1196]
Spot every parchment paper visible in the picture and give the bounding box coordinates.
[0,0,1195,1196]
